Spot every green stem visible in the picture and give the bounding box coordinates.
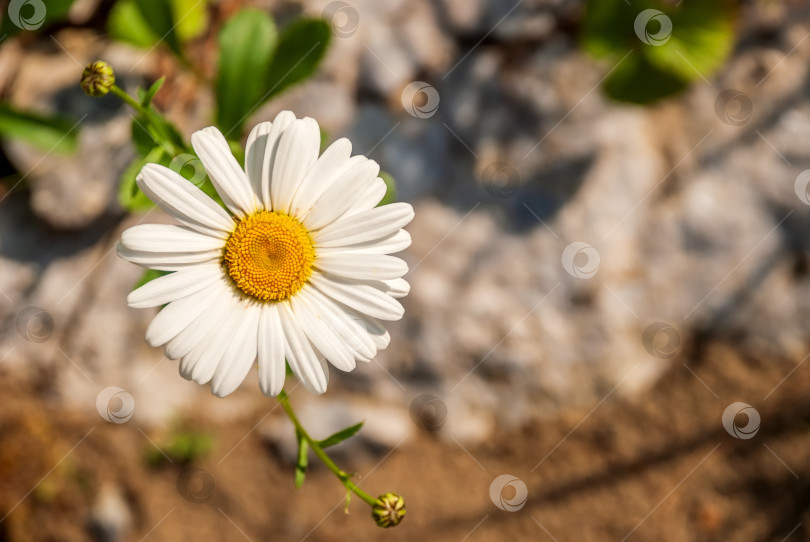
[277,389,377,507]
[109,84,147,115]
[109,84,181,157]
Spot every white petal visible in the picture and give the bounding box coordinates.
[278,301,329,394]
[120,224,224,253]
[188,296,253,386]
[116,243,220,271]
[371,329,391,349]
[136,164,233,237]
[313,203,414,247]
[127,265,222,308]
[303,157,379,230]
[353,312,391,350]
[260,111,297,208]
[270,118,320,213]
[170,286,235,362]
[317,230,411,256]
[191,127,256,216]
[145,283,225,347]
[211,302,260,397]
[309,272,404,321]
[292,289,356,371]
[315,253,408,281]
[380,278,410,299]
[245,121,273,200]
[304,286,376,361]
[289,138,352,217]
[258,303,287,396]
[343,177,387,218]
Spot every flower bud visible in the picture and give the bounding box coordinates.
[81,61,115,97]
[372,492,405,528]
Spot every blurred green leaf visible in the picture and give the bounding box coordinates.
[378,171,397,206]
[134,269,170,290]
[131,117,156,157]
[0,0,75,37]
[107,0,160,49]
[645,2,735,82]
[171,0,208,42]
[134,0,183,56]
[0,105,78,154]
[581,0,736,104]
[118,146,165,211]
[603,53,687,105]
[294,429,308,488]
[145,428,214,466]
[139,77,166,107]
[580,0,636,59]
[318,422,363,449]
[215,9,278,136]
[264,18,331,100]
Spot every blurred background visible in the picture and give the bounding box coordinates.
[1,0,810,540]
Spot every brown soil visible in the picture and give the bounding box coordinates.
[1,339,808,542]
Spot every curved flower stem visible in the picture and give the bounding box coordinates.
[109,84,181,157]
[277,389,377,507]
[109,84,146,115]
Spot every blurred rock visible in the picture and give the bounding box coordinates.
[88,483,132,542]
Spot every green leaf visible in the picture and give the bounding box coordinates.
[140,77,166,107]
[603,53,688,105]
[170,0,208,42]
[0,0,75,37]
[131,117,157,157]
[378,171,397,206]
[130,103,187,157]
[118,146,165,211]
[107,0,160,49]
[264,18,331,100]
[134,269,170,290]
[0,105,78,154]
[580,0,736,104]
[133,0,183,57]
[580,0,637,59]
[318,422,363,449]
[294,429,308,488]
[215,9,278,136]
[644,2,736,83]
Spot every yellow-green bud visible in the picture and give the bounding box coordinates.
[81,61,115,97]
[372,492,405,528]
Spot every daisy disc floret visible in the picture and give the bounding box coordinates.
[117,111,414,397]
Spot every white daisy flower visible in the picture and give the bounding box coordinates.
[117,111,413,397]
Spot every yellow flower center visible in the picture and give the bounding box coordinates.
[223,211,315,301]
